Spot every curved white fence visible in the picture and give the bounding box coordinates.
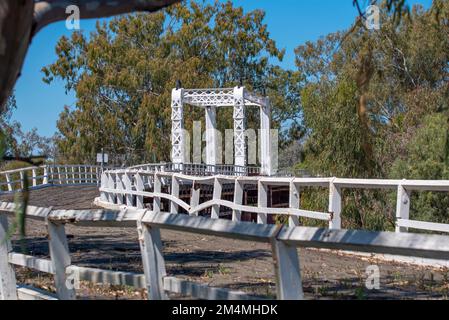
[97,169,449,236]
[2,202,449,300]
[0,165,105,194]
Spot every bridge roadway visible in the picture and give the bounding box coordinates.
[1,185,448,300]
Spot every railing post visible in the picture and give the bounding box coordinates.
[137,220,167,300]
[47,220,76,300]
[57,166,62,185]
[5,173,12,192]
[271,237,304,300]
[78,166,82,183]
[232,179,243,222]
[43,166,49,185]
[170,176,179,214]
[396,184,411,233]
[0,214,18,300]
[190,181,200,217]
[257,180,268,224]
[100,172,108,202]
[107,172,116,204]
[211,178,222,219]
[49,165,54,184]
[19,171,24,189]
[135,172,145,209]
[123,172,133,207]
[71,166,75,183]
[83,166,87,183]
[328,179,342,230]
[116,173,124,205]
[32,169,37,187]
[154,174,162,213]
[289,181,300,227]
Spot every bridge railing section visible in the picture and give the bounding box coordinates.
[97,170,449,235]
[2,202,449,300]
[129,163,261,176]
[0,165,106,194]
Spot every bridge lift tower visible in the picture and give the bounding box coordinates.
[170,86,273,176]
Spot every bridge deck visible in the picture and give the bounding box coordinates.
[3,186,449,300]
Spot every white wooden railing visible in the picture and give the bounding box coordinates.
[129,163,261,176]
[0,164,105,193]
[97,170,449,236]
[2,202,449,300]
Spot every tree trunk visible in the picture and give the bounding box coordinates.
[0,0,34,114]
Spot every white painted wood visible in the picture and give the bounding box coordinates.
[116,173,124,205]
[396,185,411,233]
[32,169,37,187]
[0,215,18,300]
[233,86,246,167]
[205,106,219,166]
[135,173,145,209]
[397,219,449,233]
[143,211,278,243]
[19,171,24,189]
[57,167,62,185]
[137,220,167,300]
[153,174,162,213]
[100,172,108,202]
[47,221,76,300]
[123,172,133,206]
[171,88,186,164]
[257,181,268,224]
[190,182,200,217]
[170,176,179,214]
[211,178,222,219]
[232,180,243,222]
[43,166,48,185]
[260,102,272,176]
[289,181,300,227]
[17,285,58,300]
[107,172,116,204]
[328,180,342,230]
[5,173,12,192]
[8,253,54,274]
[271,238,303,300]
[277,226,449,260]
[188,199,329,221]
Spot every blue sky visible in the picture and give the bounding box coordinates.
[12,0,432,137]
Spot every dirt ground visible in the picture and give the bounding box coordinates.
[2,186,449,300]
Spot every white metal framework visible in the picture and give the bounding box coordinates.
[171,86,273,175]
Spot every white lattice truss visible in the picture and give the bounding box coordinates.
[171,86,273,175]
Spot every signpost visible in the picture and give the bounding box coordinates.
[96,148,109,172]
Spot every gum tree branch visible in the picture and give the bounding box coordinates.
[33,0,181,35]
[0,0,180,112]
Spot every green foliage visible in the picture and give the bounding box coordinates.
[293,0,449,229]
[43,1,298,164]
[390,114,449,180]
[390,114,449,225]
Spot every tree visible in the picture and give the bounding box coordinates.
[43,1,291,164]
[390,114,449,225]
